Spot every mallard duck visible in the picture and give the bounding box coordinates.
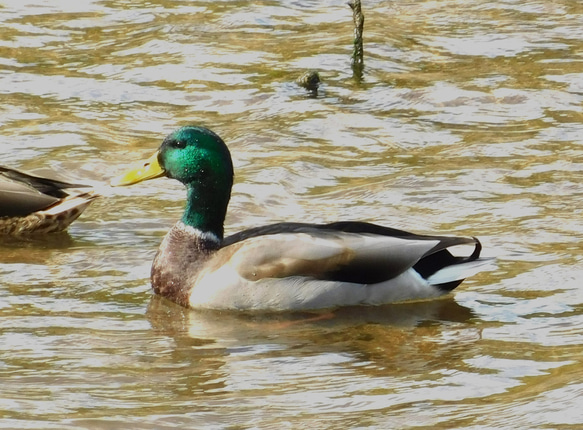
[112,126,491,311]
[0,165,98,235]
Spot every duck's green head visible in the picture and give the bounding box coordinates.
[112,126,234,238]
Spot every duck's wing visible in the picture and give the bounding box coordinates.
[221,222,483,287]
[0,166,92,217]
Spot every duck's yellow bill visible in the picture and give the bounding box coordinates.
[110,151,165,187]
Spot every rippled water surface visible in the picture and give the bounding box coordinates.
[1,0,583,428]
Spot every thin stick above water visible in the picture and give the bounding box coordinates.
[349,0,365,79]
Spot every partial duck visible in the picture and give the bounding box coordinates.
[0,165,98,235]
[112,126,491,312]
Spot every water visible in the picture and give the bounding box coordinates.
[1,0,582,428]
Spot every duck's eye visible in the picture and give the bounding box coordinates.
[173,139,187,149]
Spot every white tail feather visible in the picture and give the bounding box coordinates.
[427,258,495,286]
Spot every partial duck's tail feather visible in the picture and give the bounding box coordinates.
[427,257,495,291]
[414,235,494,292]
[43,191,99,216]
